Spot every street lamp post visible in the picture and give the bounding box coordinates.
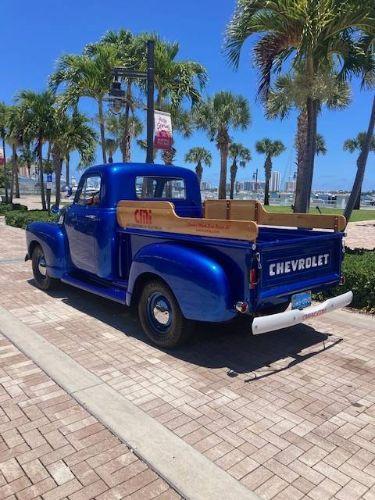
[108,39,155,164]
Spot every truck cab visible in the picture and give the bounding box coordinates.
[26,163,352,348]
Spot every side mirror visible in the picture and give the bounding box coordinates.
[50,204,61,215]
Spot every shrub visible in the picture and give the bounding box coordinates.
[5,210,58,229]
[314,248,375,313]
[0,203,28,215]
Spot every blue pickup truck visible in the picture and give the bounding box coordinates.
[25,163,352,348]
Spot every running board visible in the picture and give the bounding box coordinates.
[61,274,127,304]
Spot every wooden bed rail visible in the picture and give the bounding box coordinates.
[204,200,346,231]
[117,200,259,241]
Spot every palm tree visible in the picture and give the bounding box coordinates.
[50,44,118,164]
[0,103,9,202]
[344,97,375,222]
[255,139,285,205]
[225,0,374,212]
[195,91,251,199]
[266,71,350,201]
[6,106,24,202]
[228,143,251,199]
[51,111,97,205]
[85,30,142,164]
[106,114,143,162]
[185,147,212,184]
[16,91,56,210]
[104,138,118,164]
[343,126,375,211]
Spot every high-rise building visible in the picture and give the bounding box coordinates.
[270,171,280,192]
[285,179,296,193]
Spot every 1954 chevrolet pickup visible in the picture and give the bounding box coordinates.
[25,163,352,348]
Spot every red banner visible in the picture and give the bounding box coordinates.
[154,110,173,150]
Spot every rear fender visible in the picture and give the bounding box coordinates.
[127,243,236,322]
[26,222,69,278]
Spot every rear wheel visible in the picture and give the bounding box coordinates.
[138,280,193,348]
[31,245,59,290]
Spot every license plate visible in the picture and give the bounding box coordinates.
[292,291,311,310]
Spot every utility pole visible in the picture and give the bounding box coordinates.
[146,40,155,164]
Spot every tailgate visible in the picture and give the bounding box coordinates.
[257,232,343,302]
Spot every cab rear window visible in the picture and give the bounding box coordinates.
[135,176,186,200]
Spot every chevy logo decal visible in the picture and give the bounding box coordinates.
[269,253,329,276]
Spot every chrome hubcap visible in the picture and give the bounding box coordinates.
[147,293,172,333]
[153,298,170,325]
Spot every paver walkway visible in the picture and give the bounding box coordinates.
[1,221,375,499]
[345,221,375,250]
[0,332,179,499]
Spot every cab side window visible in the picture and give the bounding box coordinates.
[76,175,102,207]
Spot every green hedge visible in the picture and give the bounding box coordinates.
[314,248,375,313]
[5,210,58,229]
[0,203,28,215]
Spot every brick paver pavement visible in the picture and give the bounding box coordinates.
[1,220,375,499]
[345,221,375,250]
[0,332,179,499]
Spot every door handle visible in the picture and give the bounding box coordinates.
[85,215,98,221]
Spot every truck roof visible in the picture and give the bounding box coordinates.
[82,162,202,210]
[84,162,198,180]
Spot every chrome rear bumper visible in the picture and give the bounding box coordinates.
[252,291,353,335]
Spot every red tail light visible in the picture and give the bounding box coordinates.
[250,268,258,289]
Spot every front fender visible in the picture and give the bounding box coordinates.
[26,222,69,278]
[127,242,236,322]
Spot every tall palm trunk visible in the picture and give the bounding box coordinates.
[15,166,20,198]
[122,82,132,163]
[264,155,272,206]
[9,144,17,204]
[2,136,8,203]
[195,161,203,184]
[218,130,229,199]
[52,146,63,206]
[66,153,70,186]
[294,97,318,212]
[344,96,375,224]
[229,161,237,200]
[295,110,308,174]
[38,141,46,210]
[98,97,107,164]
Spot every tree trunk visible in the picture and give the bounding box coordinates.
[354,189,361,210]
[98,98,107,164]
[294,97,318,212]
[295,109,308,175]
[2,137,9,203]
[9,145,17,204]
[15,165,20,198]
[344,96,375,224]
[218,131,229,200]
[38,142,46,210]
[66,154,70,186]
[195,161,203,184]
[123,81,132,163]
[264,155,272,206]
[52,147,63,206]
[229,161,237,200]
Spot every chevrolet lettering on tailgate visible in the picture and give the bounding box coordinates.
[269,253,330,276]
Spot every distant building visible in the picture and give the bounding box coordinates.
[244,180,265,192]
[270,171,280,192]
[285,179,296,193]
[201,181,211,190]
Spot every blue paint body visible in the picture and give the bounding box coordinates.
[26,163,344,323]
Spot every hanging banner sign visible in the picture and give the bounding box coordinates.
[154,110,173,150]
[0,147,4,166]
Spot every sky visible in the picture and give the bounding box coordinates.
[1,0,374,191]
